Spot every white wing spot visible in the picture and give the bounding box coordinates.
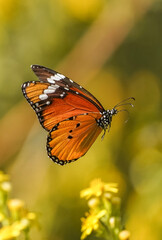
[47,77,55,84]
[44,89,55,94]
[57,73,65,79]
[60,92,66,97]
[49,85,59,90]
[79,85,82,88]
[51,74,62,81]
[39,94,48,100]
[44,85,59,94]
[64,87,69,91]
[69,79,73,83]
[46,101,51,105]
[48,86,54,89]
[76,91,79,94]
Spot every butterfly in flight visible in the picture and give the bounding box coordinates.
[22,65,135,166]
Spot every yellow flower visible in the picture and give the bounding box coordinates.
[80,179,118,199]
[7,199,26,221]
[13,218,30,231]
[0,171,38,239]
[0,225,20,239]
[81,210,106,240]
[0,219,30,239]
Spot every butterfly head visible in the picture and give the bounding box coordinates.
[97,108,117,140]
[103,108,117,128]
[99,97,135,139]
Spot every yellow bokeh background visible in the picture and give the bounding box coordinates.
[0,0,162,239]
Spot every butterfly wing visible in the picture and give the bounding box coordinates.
[46,113,103,165]
[32,65,104,110]
[22,65,104,131]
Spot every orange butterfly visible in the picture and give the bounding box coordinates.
[22,65,134,165]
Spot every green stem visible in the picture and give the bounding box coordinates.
[24,230,30,240]
[99,219,112,240]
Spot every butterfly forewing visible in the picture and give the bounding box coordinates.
[22,65,105,131]
[47,113,102,165]
[31,65,104,111]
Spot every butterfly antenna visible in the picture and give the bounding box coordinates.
[115,102,134,108]
[117,109,130,123]
[114,97,135,108]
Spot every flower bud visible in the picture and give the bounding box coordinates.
[88,198,99,208]
[1,182,11,192]
[109,216,115,228]
[119,230,130,240]
[8,199,25,211]
[27,212,36,221]
[0,171,9,182]
[104,192,112,200]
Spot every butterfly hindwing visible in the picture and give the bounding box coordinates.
[46,113,102,165]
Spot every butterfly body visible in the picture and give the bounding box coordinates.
[22,65,134,166]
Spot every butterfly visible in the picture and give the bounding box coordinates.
[22,65,135,166]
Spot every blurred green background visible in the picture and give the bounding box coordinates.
[0,0,162,239]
